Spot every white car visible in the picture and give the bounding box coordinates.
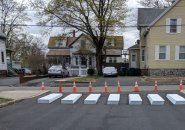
[48,65,69,78]
[103,67,118,77]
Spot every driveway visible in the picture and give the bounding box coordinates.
[0,91,185,130]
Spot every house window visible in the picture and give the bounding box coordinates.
[179,46,185,59]
[81,57,87,66]
[170,19,177,33]
[1,52,4,63]
[141,49,145,61]
[113,57,117,63]
[159,46,166,59]
[55,40,64,47]
[109,57,113,63]
[75,57,78,65]
[89,57,92,66]
[132,54,136,62]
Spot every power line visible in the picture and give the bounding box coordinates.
[1,24,185,28]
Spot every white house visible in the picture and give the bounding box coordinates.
[0,31,7,77]
[47,32,124,76]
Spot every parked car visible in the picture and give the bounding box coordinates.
[48,65,69,78]
[118,67,128,76]
[103,67,118,77]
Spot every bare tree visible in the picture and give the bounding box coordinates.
[31,0,127,75]
[13,33,47,74]
[0,0,30,48]
[138,0,174,8]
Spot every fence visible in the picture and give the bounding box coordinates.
[68,68,88,76]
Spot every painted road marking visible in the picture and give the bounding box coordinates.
[147,94,165,105]
[61,94,82,104]
[107,94,120,105]
[38,93,63,104]
[84,94,101,104]
[129,94,142,105]
[167,94,185,105]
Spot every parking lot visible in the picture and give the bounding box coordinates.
[1,91,185,130]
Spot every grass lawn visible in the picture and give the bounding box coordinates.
[69,75,99,82]
[0,97,12,104]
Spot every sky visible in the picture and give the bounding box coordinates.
[16,0,141,49]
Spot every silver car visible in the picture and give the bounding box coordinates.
[103,67,118,77]
[48,65,69,78]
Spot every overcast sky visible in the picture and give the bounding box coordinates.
[16,0,141,49]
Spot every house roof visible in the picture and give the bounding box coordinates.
[105,49,122,56]
[128,44,140,50]
[149,0,181,27]
[137,8,166,27]
[73,49,95,55]
[47,49,70,56]
[0,31,7,39]
[48,36,77,48]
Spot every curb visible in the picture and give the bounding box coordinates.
[0,90,50,108]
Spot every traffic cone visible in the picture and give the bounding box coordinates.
[134,81,139,92]
[89,82,93,93]
[117,81,121,93]
[41,82,45,91]
[179,80,183,92]
[153,81,158,92]
[73,81,77,93]
[104,82,108,93]
[59,81,62,93]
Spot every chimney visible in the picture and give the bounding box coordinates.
[73,30,75,37]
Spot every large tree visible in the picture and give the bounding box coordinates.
[138,0,174,8]
[0,0,30,48]
[31,0,127,75]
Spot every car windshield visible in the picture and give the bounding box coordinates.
[104,67,115,71]
[50,66,61,69]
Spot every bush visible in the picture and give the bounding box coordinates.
[128,68,141,76]
[87,68,95,76]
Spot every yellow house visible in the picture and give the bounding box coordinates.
[137,0,185,76]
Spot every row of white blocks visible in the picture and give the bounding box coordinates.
[37,93,185,105]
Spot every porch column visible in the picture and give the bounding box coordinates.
[78,55,81,76]
[87,56,89,68]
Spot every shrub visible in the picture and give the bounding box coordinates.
[87,68,95,76]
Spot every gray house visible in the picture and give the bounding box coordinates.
[0,31,7,76]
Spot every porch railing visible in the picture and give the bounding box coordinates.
[68,67,88,76]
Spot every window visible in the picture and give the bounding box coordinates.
[113,57,117,63]
[89,57,92,66]
[132,54,136,62]
[170,19,177,33]
[179,46,185,59]
[109,57,113,63]
[159,46,166,59]
[1,52,4,63]
[55,40,65,47]
[141,49,145,61]
[75,57,78,65]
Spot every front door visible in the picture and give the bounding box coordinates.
[131,53,137,68]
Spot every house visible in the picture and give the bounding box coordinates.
[133,0,185,76]
[47,31,124,76]
[0,31,7,77]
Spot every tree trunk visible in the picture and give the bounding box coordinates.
[96,48,103,75]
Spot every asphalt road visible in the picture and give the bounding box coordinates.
[0,91,185,130]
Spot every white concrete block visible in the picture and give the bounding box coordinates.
[147,94,165,105]
[166,94,185,105]
[38,93,63,103]
[129,94,142,105]
[107,94,120,105]
[84,94,101,104]
[61,94,82,104]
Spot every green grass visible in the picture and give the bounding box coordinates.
[0,97,12,104]
[69,75,99,82]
